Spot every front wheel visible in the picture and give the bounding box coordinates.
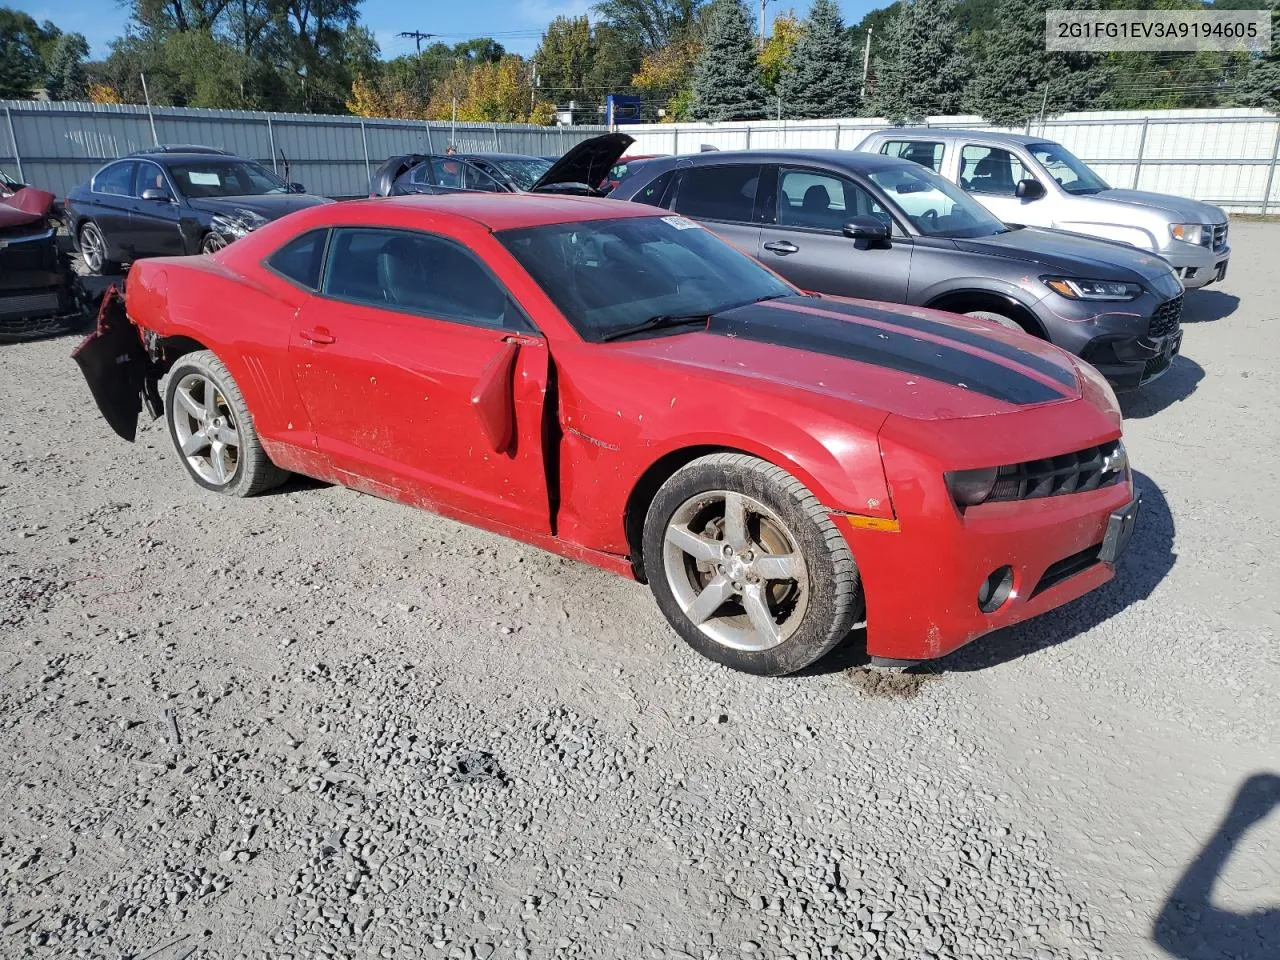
[965,309,1030,334]
[642,453,863,676]
[164,350,288,497]
[200,232,229,255]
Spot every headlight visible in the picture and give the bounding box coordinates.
[1101,439,1130,480]
[1042,277,1143,301]
[1169,223,1204,245]
[210,208,269,240]
[945,467,998,506]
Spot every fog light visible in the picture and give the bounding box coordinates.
[978,566,1014,613]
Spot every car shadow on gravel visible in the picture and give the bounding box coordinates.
[884,470,1175,675]
[1181,289,1239,324]
[1152,772,1280,960]
[263,474,334,496]
[1120,355,1204,420]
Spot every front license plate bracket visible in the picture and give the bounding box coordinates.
[1099,492,1142,564]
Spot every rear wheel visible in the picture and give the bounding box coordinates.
[78,220,118,275]
[164,350,288,497]
[642,453,862,676]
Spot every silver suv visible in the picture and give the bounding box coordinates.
[856,129,1229,289]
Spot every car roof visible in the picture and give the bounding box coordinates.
[130,144,234,156]
[867,128,1047,147]
[133,152,253,166]
[343,192,663,231]
[667,148,920,174]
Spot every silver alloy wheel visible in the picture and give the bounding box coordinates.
[171,373,241,486]
[661,489,810,652]
[79,222,106,273]
[201,232,228,254]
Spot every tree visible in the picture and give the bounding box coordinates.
[632,41,700,119]
[758,10,802,93]
[776,0,858,118]
[535,16,598,104]
[963,0,1107,125]
[45,32,90,101]
[0,9,52,98]
[593,0,706,49]
[866,0,970,122]
[690,0,767,120]
[1233,5,1280,113]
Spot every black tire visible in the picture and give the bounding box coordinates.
[164,350,289,497]
[642,452,862,676]
[77,220,119,275]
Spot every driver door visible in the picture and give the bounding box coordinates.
[757,166,912,303]
[957,144,1043,227]
[288,226,552,534]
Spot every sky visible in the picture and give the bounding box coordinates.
[7,0,886,61]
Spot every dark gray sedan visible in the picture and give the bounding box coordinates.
[610,150,1186,390]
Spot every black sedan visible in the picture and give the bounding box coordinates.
[369,133,632,199]
[611,150,1186,391]
[64,148,332,274]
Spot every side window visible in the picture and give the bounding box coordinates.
[777,168,889,231]
[133,161,167,197]
[266,229,328,290]
[322,227,523,330]
[460,162,503,193]
[673,164,761,223]
[959,146,1031,197]
[93,161,136,197]
[632,169,675,207]
[880,140,944,173]
[408,160,437,186]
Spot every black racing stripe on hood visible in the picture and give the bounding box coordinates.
[710,304,1066,406]
[802,298,1078,390]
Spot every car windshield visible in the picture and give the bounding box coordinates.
[1028,142,1109,195]
[167,159,291,198]
[484,157,553,191]
[867,165,1008,238]
[499,215,794,342]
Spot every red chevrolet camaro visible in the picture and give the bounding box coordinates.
[76,194,1139,676]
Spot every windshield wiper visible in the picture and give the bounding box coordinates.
[599,313,711,343]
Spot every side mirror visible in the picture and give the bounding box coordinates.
[843,216,891,242]
[1015,178,1046,200]
[288,182,306,194]
[140,188,172,202]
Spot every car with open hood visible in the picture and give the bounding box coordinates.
[610,149,1187,391]
[369,133,632,199]
[856,129,1230,289]
[74,193,1138,677]
[0,168,81,341]
[64,148,333,274]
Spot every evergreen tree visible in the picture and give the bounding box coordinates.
[45,32,90,101]
[690,0,767,121]
[1233,5,1280,113]
[866,0,970,123]
[776,0,859,118]
[0,10,47,99]
[964,0,1107,126]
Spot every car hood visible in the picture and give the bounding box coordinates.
[612,295,1083,421]
[0,186,57,229]
[1093,188,1227,225]
[952,226,1180,287]
[532,133,633,192]
[185,193,333,219]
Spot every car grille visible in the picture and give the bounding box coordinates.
[0,291,62,319]
[988,440,1126,502]
[1211,222,1228,253]
[1149,295,1182,338]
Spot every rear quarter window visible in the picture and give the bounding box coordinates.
[266,229,328,290]
[631,169,675,206]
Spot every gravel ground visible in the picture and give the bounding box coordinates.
[2,224,1277,960]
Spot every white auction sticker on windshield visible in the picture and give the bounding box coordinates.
[661,215,700,230]
[187,172,223,186]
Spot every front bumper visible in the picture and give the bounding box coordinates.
[1036,290,1182,391]
[1160,241,1229,289]
[841,480,1134,662]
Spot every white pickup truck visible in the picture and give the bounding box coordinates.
[855,128,1230,289]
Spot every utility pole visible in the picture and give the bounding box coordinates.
[759,0,775,52]
[398,30,436,55]
[860,28,873,101]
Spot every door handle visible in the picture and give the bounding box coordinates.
[299,327,335,345]
[763,240,799,255]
